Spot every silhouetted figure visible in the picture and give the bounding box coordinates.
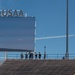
[31,52,33,59]
[25,52,28,59]
[44,52,46,59]
[29,52,33,59]
[35,52,37,59]
[62,56,65,60]
[29,52,31,59]
[20,53,23,59]
[38,52,41,59]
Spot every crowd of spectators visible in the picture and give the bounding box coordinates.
[20,52,46,60]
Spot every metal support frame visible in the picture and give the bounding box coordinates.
[65,0,69,59]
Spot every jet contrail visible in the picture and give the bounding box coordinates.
[35,34,75,40]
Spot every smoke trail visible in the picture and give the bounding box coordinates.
[35,34,75,40]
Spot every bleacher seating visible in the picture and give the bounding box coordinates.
[0,59,75,75]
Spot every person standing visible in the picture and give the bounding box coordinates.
[20,53,24,59]
[35,52,37,59]
[29,52,31,59]
[44,52,46,59]
[25,52,28,60]
[38,52,41,59]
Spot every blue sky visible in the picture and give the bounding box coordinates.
[0,0,75,56]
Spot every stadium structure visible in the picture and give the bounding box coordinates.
[0,0,75,75]
[0,59,75,75]
[0,9,35,52]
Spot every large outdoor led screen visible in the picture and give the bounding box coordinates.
[0,17,35,51]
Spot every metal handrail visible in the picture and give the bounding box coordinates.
[4,54,75,60]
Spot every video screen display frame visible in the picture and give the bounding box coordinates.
[0,17,35,52]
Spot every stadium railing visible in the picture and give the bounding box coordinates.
[1,54,75,60]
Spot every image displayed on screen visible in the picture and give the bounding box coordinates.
[0,17,35,51]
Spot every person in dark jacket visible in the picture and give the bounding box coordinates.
[35,52,37,59]
[29,52,33,59]
[38,52,41,59]
[25,52,28,59]
[20,53,24,59]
